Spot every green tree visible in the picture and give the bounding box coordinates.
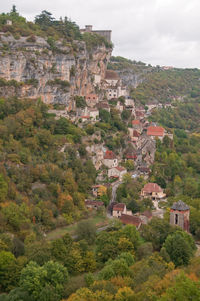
[76,220,96,245]
[20,260,68,301]
[162,231,195,267]
[0,251,19,292]
[0,174,8,202]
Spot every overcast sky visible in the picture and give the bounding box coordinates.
[1,0,200,68]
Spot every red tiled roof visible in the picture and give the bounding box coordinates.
[85,200,104,207]
[132,120,140,125]
[105,70,120,80]
[133,130,140,137]
[104,150,116,159]
[113,203,126,211]
[147,126,164,137]
[115,166,126,172]
[120,214,141,227]
[81,116,90,119]
[142,183,163,193]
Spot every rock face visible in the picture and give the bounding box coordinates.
[0,34,112,109]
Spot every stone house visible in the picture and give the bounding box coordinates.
[85,200,104,210]
[113,203,126,218]
[106,86,127,100]
[108,166,127,180]
[6,20,12,25]
[80,25,112,43]
[86,94,98,107]
[141,183,166,200]
[120,214,142,229]
[105,70,120,86]
[80,115,90,122]
[116,101,124,112]
[89,108,99,120]
[170,200,190,232]
[103,150,118,168]
[125,98,135,108]
[132,120,143,133]
[147,126,165,141]
[97,102,110,112]
[112,203,132,218]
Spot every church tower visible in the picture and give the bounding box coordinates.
[170,200,190,232]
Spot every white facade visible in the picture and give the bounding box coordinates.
[94,74,101,85]
[89,109,99,120]
[103,158,118,168]
[108,167,127,180]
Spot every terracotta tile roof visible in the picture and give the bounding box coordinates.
[104,150,117,159]
[92,185,101,188]
[81,115,90,119]
[133,130,140,137]
[113,203,126,211]
[147,126,165,137]
[105,70,120,80]
[120,214,141,228]
[142,183,163,193]
[115,166,126,172]
[85,200,104,207]
[132,120,140,125]
[126,153,137,159]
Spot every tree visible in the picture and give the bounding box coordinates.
[20,260,68,301]
[76,220,96,245]
[0,251,19,292]
[115,287,135,301]
[0,174,8,202]
[162,231,195,267]
[35,10,54,28]
[160,272,200,301]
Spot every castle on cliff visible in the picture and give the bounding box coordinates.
[80,25,112,43]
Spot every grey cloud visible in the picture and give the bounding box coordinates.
[1,0,200,67]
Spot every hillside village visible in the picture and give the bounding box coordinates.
[47,50,174,228]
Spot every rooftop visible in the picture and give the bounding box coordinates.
[171,200,190,211]
[147,126,165,137]
[142,183,163,193]
[105,70,120,80]
[113,203,126,211]
[104,150,117,160]
[132,120,140,125]
[85,200,104,207]
[120,214,141,227]
[115,166,126,172]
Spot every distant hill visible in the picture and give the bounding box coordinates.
[108,56,200,105]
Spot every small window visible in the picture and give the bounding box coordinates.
[175,214,178,225]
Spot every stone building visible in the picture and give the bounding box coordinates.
[170,200,190,232]
[141,183,166,200]
[80,25,112,43]
[103,150,118,168]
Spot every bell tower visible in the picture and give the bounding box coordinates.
[170,200,190,232]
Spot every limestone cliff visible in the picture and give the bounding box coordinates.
[0,34,112,109]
